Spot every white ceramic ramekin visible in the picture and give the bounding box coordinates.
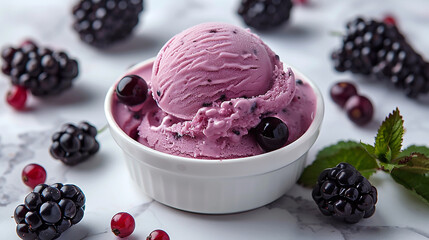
[104,59,324,214]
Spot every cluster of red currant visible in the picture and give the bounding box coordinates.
[20,163,170,240]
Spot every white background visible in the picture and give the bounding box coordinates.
[0,0,428,239]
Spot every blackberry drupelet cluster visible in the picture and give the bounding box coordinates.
[1,41,79,97]
[237,0,293,30]
[14,183,85,240]
[72,0,144,48]
[331,17,429,98]
[50,122,100,166]
[312,163,377,224]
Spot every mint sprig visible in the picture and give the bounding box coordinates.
[397,145,429,159]
[373,108,404,162]
[391,152,429,204]
[298,141,378,187]
[298,108,429,205]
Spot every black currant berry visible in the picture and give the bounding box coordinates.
[345,95,374,126]
[253,117,289,152]
[330,81,358,108]
[116,75,148,106]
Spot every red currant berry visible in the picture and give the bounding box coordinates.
[22,163,47,189]
[6,86,28,110]
[330,81,358,108]
[293,0,308,5]
[116,75,148,106]
[20,39,36,48]
[383,15,396,26]
[345,95,374,126]
[111,212,135,238]
[147,229,170,240]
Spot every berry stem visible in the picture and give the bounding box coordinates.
[329,30,345,37]
[97,124,109,134]
[377,162,400,173]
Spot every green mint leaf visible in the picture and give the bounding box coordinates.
[391,168,429,205]
[378,161,396,172]
[360,141,376,158]
[298,143,379,187]
[397,145,429,158]
[374,108,404,162]
[316,140,361,159]
[405,152,429,168]
[393,146,429,165]
[391,153,429,205]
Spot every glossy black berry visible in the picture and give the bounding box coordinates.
[25,211,43,230]
[38,226,59,240]
[345,95,374,126]
[50,121,100,166]
[14,183,85,240]
[330,81,358,108]
[1,40,79,97]
[116,75,148,105]
[15,205,29,224]
[61,185,79,199]
[24,192,42,211]
[331,17,429,98]
[59,199,77,219]
[40,202,62,224]
[57,219,72,234]
[72,0,144,48]
[41,187,62,202]
[16,224,38,240]
[238,0,293,30]
[33,184,49,194]
[312,163,378,224]
[71,208,85,225]
[253,117,289,152]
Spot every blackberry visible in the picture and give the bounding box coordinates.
[312,163,378,224]
[1,40,79,97]
[237,0,293,30]
[331,17,429,98]
[50,121,100,166]
[72,0,144,48]
[14,183,85,240]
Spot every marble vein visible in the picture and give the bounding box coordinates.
[267,194,429,240]
[0,137,34,207]
[130,200,155,218]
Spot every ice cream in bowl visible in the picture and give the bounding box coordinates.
[104,22,324,214]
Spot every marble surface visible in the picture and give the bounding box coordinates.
[1,0,429,239]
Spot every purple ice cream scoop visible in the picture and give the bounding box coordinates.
[111,22,317,159]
